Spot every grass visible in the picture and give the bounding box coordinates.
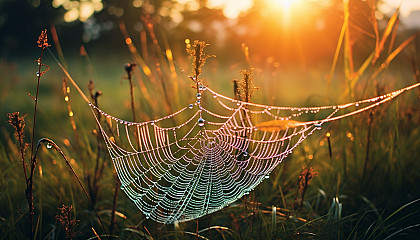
[1,4,420,239]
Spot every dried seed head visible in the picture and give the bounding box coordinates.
[7,112,27,142]
[124,63,137,75]
[187,40,214,84]
[37,29,50,49]
[238,69,257,102]
[55,204,79,240]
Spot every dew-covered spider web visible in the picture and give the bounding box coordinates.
[85,81,419,224]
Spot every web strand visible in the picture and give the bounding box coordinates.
[87,82,420,223]
[48,43,420,223]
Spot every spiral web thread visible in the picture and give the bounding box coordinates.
[89,82,419,224]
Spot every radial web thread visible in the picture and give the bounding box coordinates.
[90,83,419,224]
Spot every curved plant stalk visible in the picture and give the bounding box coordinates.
[30,138,107,236]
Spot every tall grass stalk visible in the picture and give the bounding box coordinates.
[62,78,86,178]
[31,138,107,235]
[362,112,374,182]
[26,29,51,240]
[86,80,103,206]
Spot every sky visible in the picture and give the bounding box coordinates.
[205,0,420,28]
[378,0,420,28]
[379,0,420,17]
[51,0,420,29]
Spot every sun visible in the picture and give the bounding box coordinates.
[268,0,302,13]
[265,0,306,26]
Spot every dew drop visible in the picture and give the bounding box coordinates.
[198,118,205,127]
[265,175,270,179]
[196,99,201,104]
[188,104,194,109]
[120,185,125,190]
[46,143,52,149]
[314,123,322,130]
[267,107,272,111]
[355,103,359,107]
[198,85,205,91]
[196,93,202,100]
[243,151,248,157]
[36,71,40,77]
[213,94,217,98]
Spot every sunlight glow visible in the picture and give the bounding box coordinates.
[53,0,103,22]
[380,0,420,17]
[207,0,253,19]
[269,0,301,13]
[265,0,308,27]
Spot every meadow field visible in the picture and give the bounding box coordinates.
[1,1,420,239]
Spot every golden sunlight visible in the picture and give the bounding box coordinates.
[266,0,305,26]
[268,0,301,13]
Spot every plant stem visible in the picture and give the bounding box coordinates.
[27,46,45,240]
[128,72,137,123]
[362,112,374,183]
[109,172,120,236]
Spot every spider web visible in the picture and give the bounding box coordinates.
[89,83,418,224]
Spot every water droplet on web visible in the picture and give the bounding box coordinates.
[146,216,150,219]
[196,99,201,104]
[213,94,217,98]
[267,107,272,111]
[198,118,205,127]
[188,104,194,109]
[120,185,125,190]
[243,151,248,157]
[265,175,270,179]
[198,85,205,91]
[196,93,202,100]
[36,72,40,77]
[314,123,322,130]
[355,103,359,107]
[46,143,52,149]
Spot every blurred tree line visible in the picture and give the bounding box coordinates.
[0,0,392,67]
